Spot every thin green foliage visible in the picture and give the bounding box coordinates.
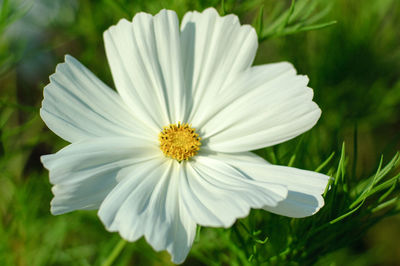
[255,0,337,42]
[190,143,399,265]
[100,142,400,265]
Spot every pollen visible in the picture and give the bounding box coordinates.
[159,122,201,161]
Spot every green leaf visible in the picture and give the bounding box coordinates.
[372,197,399,213]
[258,0,337,41]
[280,0,296,32]
[315,152,335,172]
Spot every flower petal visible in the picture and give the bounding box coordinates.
[200,62,321,152]
[180,8,258,124]
[204,152,330,217]
[41,137,160,215]
[264,191,325,218]
[98,159,196,264]
[104,10,187,127]
[179,155,288,227]
[40,55,153,143]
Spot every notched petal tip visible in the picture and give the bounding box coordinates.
[64,54,74,63]
[308,102,322,126]
[156,8,173,15]
[299,74,310,85]
[132,12,151,23]
[38,106,47,123]
[50,194,72,216]
[153,8,180,29]
[39,154,51,168]
[198,7,257,45]
[202,7,219,16]
[103,18,131,39]
[50,205,63,216]
[279,61,296,71]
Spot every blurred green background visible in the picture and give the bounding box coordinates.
[1,0,399,265]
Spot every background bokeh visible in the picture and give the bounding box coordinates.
[1,0,399,265]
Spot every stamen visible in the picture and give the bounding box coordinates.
[159,122,201,161]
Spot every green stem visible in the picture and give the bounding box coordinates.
[102,238,127,266]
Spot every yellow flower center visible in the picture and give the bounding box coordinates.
[159,122,201,161]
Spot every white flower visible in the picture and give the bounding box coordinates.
[40,8,329,264]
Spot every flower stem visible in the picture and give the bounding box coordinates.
[102,238,127,266]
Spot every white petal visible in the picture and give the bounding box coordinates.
[200,62,321,152]
[180,8,258,125]
[40,55,154,143]
[104,10,186,127]
[263,191,325,218]
[179,155,287,227]
[204,152,330,217]
[41,137,160,215]
[98,159,196,264]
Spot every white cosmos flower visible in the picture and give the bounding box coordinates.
[40,7,329,264]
